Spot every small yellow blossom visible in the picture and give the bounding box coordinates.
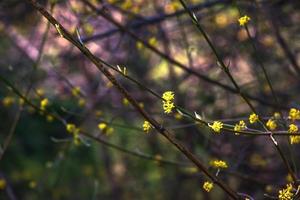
[290,136,300,144]
[174,113,183,120]
[46,115,54,122]
[266,119,277,130]
[36,88,45,96]
[0,179,6,190]
[139,102,144,108]
[65,125,81,145]
[143,121,152,133]
[162,91,175,114]
[83,23,94,37]
[163,101,175,114]
[274,112,281,119]
[40,98,49,110]
[71,86,81,97]
[2,96,15,107]
[19,98,25,106]
[249,113,259,124]
[98,123,107,130]
[148,37,157,46]
[234,120,246,135]
[162,91,175,102]
[210,160,228,169]
[66,123,76,133]
[73,131,81,145]
[288,124,298,133]
[78,98,86,107]
[209,121,223,133]
[122,98,129,106]
[136,41,143,49]
[203,181,213,192]
[288,108,300,121]
[278,184,294,200]
[238,15,251,26]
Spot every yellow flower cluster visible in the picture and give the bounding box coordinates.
[288,108,300,121]
[288,124,298,133]
[290,136,300,145]
[278,184,294,200]
[98,122,114,135]
[143,121,152,133]
[71,86,86,107]
[210,160,228,169]
[203,181,213,192]
[238,15,251,26]
[209,121,223,133]
[266,119,277,130]
[40,98,49,111]
[234,120,246,135]
[249,113,259,124]
[66,123,81,145]
[288,124,300,144]
[71,86,81,97]
[162,91,175,114]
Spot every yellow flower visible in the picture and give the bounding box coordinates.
[274,112,281,119]
[174,113,183,120]
[73,131,81,145]
[163,101,175,114]
[290,136,300,144]
[66,123,76,133]
[203,181,213,192]
[148,37,157,46]
[139,102,144,108]
[266,119,277,130]
[209,121,223,133]
[40,98,49,110]
[249,113,259,124]
[278,184,294,200]
[210,160,228,169]
[288,108,300,121]
[2,96,15,107]
[78,98,86,107]
[122,98,129,106]
[0,179,6,190]
[238,15,251,26]
[36,88,45,96]
[19,98,25,106]
[234,120,246,135]
[143,121,152,133]
[288,124,298,133]
[46,115,54,122]
[162,91,175,101]
[98,123,107,130]
[71,86,81,97]
[136,41,143,49]
[162,91,175,114]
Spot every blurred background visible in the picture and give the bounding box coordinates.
[0,0,300,199]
